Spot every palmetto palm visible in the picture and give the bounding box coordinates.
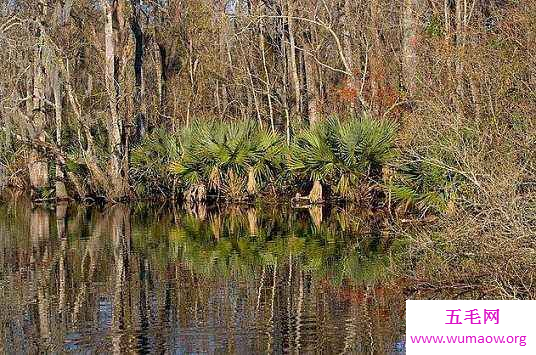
[388,153,465,214]
[130,128,182,197]
[288,116,397,201]
[170,120,284,201]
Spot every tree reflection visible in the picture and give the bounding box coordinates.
[0,201,405,353]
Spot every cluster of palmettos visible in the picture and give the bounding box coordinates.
[130,115,465,214]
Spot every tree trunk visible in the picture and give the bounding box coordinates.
[51,69,69,200]
[29,6,49,196]
[101,0,128,200]
[369,0,385,116]
[286,0,301,116]
[342,0,361,111]
[131,0,146,142]
[342,0,354,72]
[402,0,423,97]
[280,6,291,144]
[304,32,321,125]
[259,26,275,131]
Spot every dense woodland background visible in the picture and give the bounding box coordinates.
[0,0,534,207]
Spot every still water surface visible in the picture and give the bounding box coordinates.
[0,201,406,353]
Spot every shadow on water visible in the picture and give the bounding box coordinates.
[0,200,406,353]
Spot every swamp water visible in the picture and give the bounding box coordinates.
[0,201,406,353]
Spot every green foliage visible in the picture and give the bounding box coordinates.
[164,206,390,284]
[33,186,55,199]
[425,15,443,38]
[389,153,466,214]
[65,158,83,174]
[130,129,182,198]
[170,120,285,200]
[288,116,397,199]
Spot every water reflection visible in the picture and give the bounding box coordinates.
[0,201,405,353]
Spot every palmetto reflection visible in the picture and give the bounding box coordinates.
[0,201,405,353]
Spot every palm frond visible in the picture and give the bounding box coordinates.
[289,115,397,200]
[170,119,285,200]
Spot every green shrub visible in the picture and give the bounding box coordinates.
[130,128,182,198]
[170,120,285,201]
[389,153,467,214]
[288,116,397,200]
